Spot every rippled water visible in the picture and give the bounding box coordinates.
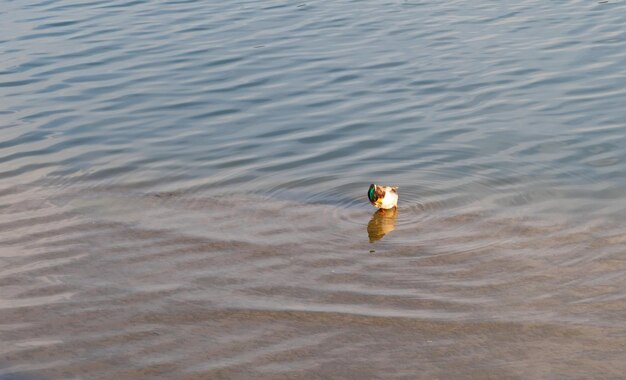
[2,0,626,378]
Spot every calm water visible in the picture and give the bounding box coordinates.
[1,0,626,378]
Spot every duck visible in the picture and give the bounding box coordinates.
[367,184,398,210]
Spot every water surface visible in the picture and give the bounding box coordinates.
[1,0,626,379]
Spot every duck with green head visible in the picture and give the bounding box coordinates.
[368,184,398,210]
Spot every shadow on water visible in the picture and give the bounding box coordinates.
[366,207,398,243]
[0,368,45,380]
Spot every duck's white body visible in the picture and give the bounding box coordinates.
[378,189,398,209]
[368,184,398,210]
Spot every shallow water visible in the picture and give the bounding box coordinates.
[1,0,626,379]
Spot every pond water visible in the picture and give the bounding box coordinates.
[1,0,625,378]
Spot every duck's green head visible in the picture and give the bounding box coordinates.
[368,184,378,203]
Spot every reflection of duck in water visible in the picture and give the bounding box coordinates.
[367,207,398,243]
[368,184,398,210]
